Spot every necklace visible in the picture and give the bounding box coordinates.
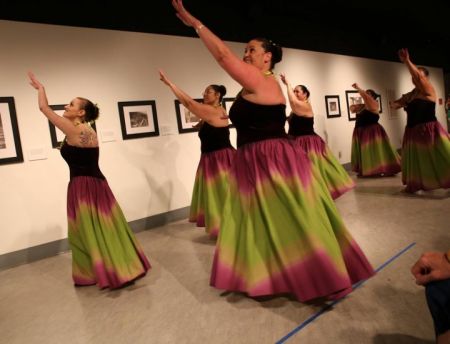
[263,70,274,76]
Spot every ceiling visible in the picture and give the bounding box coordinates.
[2,0,449,73]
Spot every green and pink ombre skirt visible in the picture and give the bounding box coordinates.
[351,123,401,177]
[402,121,450,192]
[189,147,236,237]
[210,138,375,302]
[292,135,354,199]
[67,176,151,289]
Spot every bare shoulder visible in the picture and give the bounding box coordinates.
[244,78,286,105]
[79,123,99,147]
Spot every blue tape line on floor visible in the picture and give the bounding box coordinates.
[276,242,416,344]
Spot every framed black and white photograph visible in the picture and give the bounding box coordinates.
[345,90,363,121]
[48,105,97,148]
[175,99,203,133]
[325,95,341,118]
[118,100,159,140]
[0,97,23,165]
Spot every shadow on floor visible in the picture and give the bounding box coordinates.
[355,186,450,200]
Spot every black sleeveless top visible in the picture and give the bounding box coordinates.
[60,142,105,180]
[229,96,287,147]
[288,114,316,136]
[198,122,233,153]
[404,98,437,127]
[355,109,380,128]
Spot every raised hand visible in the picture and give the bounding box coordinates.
[28,71,43,90]
[172,0,198,27]
[280,73,288,85]
[158,70,171,86]
[351,83,360,90]
[398,48,409,63]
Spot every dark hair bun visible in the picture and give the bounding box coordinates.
[271,42,283,64]
[78,97,100,122]
[218,85,227,97]
[253,37,283,69]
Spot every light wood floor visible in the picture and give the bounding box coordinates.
[1,174,448,344]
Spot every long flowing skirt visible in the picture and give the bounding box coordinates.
[402,121,450,192]
[189,168,206,228]
[189,148,236,237]
[292,135,354,199]
[210,138,375,302]
[67,176,151,289]
[351,123,401,177]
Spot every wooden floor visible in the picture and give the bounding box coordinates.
[0,174,448,343]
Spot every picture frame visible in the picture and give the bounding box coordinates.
[175,98,203,133]
[48,105,66,148]
[48,105,98,149]
[345,90,363,121]
[376,94,383,114]
[0,97,23,165]
[325,95,341,118]
[221,97,235,128]
[221,97,235,111]
[118,100,159,140]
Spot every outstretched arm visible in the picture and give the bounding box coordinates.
[159,70,223,122]
[398,48,435,99]
[171,0,264,93]
[389,90,415,109]
[28,72,78,136]
[280,73,312,116]
[351,83,379,112]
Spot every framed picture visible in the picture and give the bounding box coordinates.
[0,97,23,165]
[221,97,235,111]
[118,100,159,140]
[48,105,97,148]
[325,95,341,118]
[221,97,235,128]
[376,94,383,114]
[175,98,203,133]
[345,90,363,121]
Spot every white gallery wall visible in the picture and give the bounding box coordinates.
[0,20,446,255]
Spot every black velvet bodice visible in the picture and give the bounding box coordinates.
[355,109,380,128]
[404,98,437,127]
[198,122,233,153]
[60,142,105,180]
[228,96,287,147]
[288,114,316,136]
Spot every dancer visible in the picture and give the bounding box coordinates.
[159,71,235,237]
[281,74,354,199]
[350,83,401,177]
[172,0,374,302]
[28,72,150,289]
[390,48,450,192]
